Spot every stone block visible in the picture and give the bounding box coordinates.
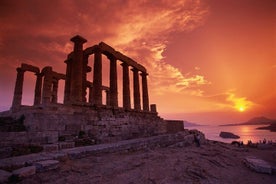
[58,142,75,150]
[34,160,59,172]
[44,131,58,144]
[0,169,12,183]
[43,144,59,152]
[12,166,36,178]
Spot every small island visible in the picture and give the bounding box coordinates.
[219,131,240,139]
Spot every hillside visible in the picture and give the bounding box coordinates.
[221,116,276,126]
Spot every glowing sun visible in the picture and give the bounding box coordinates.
[238,106,245,112]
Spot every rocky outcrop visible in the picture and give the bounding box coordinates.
[219,131,240,139]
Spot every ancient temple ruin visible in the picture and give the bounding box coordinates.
[0,35,185,148]
[11,35,153,112]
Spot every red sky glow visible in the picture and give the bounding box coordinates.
[0,0,275,124]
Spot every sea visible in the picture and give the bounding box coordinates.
[187,125,276,144]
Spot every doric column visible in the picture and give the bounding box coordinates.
[109,55,118,107]
[82,55,89,102]
[88,85,93,104]
[105,90,110,106]
[51,79,58,103]
[64,58,72,104]
[70,35,87,103]
[141,72,149,111]
[132,68,141,110]
[34,73,42,105]
[92,48,102,105]
[42,67,53,105]
[12,68,25,110]
[121,62,131,109]
[150,104,157,113]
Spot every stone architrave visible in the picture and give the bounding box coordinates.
[11,67,25,110]
[132,68,141,110]
[92,48,102,106]
[121,62,131,109]
[34,73,43,105]
[141,72,149,111]
[109,55,118,107]
[69,35,87,103]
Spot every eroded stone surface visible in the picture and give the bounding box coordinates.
[34,160,59,172]
[244,157,272,174]
[12,166,36,178]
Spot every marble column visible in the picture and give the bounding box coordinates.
[105,90,110,106]
[64,59,72,104]
[34,73,42,105]
[92,49,102,105]
[88,85,93,104]
[132,68,141,110]
[150,104,157,113]
[42,67,53,105]
[121,62,131,109]
[82,55,89,102]
[109,55,118,107]
[12,68,25,110]
[141,72,149,111]
[51,79,58,103]
[70,35,87,103]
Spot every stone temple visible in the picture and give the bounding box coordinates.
[0,35,183,149]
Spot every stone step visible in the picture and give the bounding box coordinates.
[12,166,36,178]
[34,160,59,172]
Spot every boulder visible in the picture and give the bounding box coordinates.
[219,131,240,139]
[244,157,272,174]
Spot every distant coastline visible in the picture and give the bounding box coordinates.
[256,124,276,132]
[218,116,276,133]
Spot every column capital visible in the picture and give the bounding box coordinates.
[107,54,116,61]
[120,62,129,67]
[70,35,87,44]
[140,72,148,76]
[131,67,139,72]
[16,67,24,73]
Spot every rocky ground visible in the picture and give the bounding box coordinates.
[20,140,276,184]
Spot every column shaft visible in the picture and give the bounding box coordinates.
[42,67,53,105]
[12,68,25,110]
[132,68,141,110]
[64,59,72,104]
[34,73,42,105]
[141,72,149,111]
[52,80,58,103]
[88,86,93,103]
[92,49,102,105]
[122,63,131,109]
[69,35,87,103]
[106,90,110,106]
[109,56,118,107]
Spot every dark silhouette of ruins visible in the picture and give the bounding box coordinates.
[12,35,152,112]
[0,35,183,150]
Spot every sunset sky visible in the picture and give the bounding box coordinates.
[0,0,275,124]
